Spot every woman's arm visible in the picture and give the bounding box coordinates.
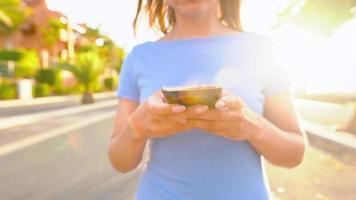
[185,91,306,168]
[108,92,194,173]
[248,92,307,168]
[108,98,147,173]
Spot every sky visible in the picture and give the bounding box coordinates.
[46,0,138,49]
[46,0,290,49]
[46,0,356,93]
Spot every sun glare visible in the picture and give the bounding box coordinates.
[46,0,355,94]
[270,19,356,94]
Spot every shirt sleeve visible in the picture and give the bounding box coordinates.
[261,40,292,97]
[116,49,140,102]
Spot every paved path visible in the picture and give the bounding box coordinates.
[0,93,116,118]
[0,98,355,200]
[0,107,141,200]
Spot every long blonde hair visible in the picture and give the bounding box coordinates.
[133,0,243,35]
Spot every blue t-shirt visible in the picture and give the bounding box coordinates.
[116,32,290,200]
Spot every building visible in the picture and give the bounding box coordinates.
[0,0,85,67]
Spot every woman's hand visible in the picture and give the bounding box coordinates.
[128,90,193,139]
[186,90,262,141]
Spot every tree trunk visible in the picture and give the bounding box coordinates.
[81,92,94,104]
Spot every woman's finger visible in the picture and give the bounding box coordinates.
[146,95,186,115]
[215,95,243,110]
[155,112,188,124]
[186,106,234,121]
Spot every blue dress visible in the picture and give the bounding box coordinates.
[116,32,291,200]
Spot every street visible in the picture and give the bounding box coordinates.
[0,103,140,200]
[0,99,355,200]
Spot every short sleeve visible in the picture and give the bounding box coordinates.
[116,49,140,102]
[261,40,292,97]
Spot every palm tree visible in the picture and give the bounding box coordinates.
[0,0,30,48]
[63,51,103,104]
[0,9,13,28]
[41,18,66,56]
[0,0,30,78]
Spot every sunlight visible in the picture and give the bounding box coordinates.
[270,19,356,94]
[45,0,355,94]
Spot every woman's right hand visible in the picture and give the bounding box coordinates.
[128,90,196,139]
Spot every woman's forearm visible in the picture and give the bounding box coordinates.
[108,120,148,173]
[248,115,307,168]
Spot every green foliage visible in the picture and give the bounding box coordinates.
[35,68,56,85]
[0,61,6,75]
[104,77,114,90]
[52,68,65,94]
[14,49,39,78]
[0,0,31,35]
[84,26,101,38]
[93,81,103,93]
[77,26,126,74]
[33,83,51,97]
[104,76,118,91]
[53,86,69,95]
[77,44,98,53]
[0,9,12,27]
[99,43,125,73]
[62,51,103,93]
[54,85,80,95]
[0,78,16,99]
[41,18,66,47]
[276,0,356,37]
[0,49,22,61]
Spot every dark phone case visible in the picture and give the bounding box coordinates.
[161,85,222,108]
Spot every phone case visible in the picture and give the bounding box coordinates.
[161,85,222,108]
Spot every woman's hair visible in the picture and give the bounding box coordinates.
[133,0,243,35]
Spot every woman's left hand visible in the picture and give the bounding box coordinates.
[185,90,262,141]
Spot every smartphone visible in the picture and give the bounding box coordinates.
[161,84,223,108]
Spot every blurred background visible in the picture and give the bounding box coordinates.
[0,0,355,199]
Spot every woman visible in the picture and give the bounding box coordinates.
[108,0,307,199]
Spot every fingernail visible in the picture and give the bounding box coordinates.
[215,101,226,109]
[172,105,186,113]
[195,105,208,114]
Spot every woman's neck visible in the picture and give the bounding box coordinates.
[162,11,238,41]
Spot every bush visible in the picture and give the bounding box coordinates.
[35,68,56,85]
[53,87,70,95]
[104,76,118,91]
[15,49,40,78]
[34,67,65,96]
[104,77,113,90]
[0,83,17,100]
[0,79,17,100]
[63,51,103,93]
[93,81,103,93]
[0,49,22,61]
[52,68,66,95]
[0,61,7,76]
[56,85,82,95]
[33,83,51,97]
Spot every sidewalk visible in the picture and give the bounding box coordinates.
[267,120,356,200]
[0,92,118,130]
[0,91,116,109]
[302,119,356,154]
[266,144,356,200]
